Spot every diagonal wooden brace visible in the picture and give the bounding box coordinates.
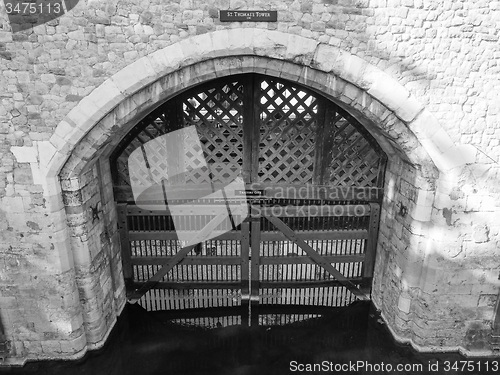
[128,211,229,303]
[263,214,369,301]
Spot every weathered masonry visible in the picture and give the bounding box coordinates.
[0,0,499,365]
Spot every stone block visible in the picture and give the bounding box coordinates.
[49,132,77,159]
[365,69,414,120]
[414,188,435,207]
[63,100,108,141]
[10,146,37,163]
[53,236,75,273]
[409,203,432,222]
[13,165,33,185]
[210,29,231,55]
[276,64,301,85]
[312,43,342,73]
[337,52,370,89]
[418,138,462,173]
[457,144,478,164]
[86,79,126,114]
[147,44,185,75]
[263,58,286,78]
[70,237,91,266]
[178,32,214,61]
[430,128,455,155]
[35,141,58,175]
[60,177,81,192]
[59,334,87,354]
[41,340,62,354]
[227,28,256,55]
[407,109,441,140]
[110,57,157,96]
[284,34,318,63]
[2,197,25,213]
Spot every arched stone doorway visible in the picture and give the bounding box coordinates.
[109,73,387,321]
[38,29,478,358]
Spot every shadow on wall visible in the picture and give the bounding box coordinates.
[374,160,500,353]
[327,0,438,85]
[0,313,8,361]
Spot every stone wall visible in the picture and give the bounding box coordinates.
[0,0,499,364]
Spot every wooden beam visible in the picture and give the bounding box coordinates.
[128,230,242,241]
[259,278,363,289]
[260,229,368,241]
[130,254,364,266]
[263,214,369,301]
[250,204,261,326]
[240,220,250,326]
[130,256,242,266]
[115,185,383,205]
[117,203,133,280]
[247,184,382,202]
[363,202,381,279]
[313,97,328,185]
[260,254,365,265]
[259,204,371,217]
[125,202,246,216]
[128,229,368,242]
[127,211,230,303]
[130,281,241,290]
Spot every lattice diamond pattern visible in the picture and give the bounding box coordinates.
[325,119,381,187]
[113,75,385,196]
[257,79,318,184]
[115,107,181,187]
[182,81,244,185]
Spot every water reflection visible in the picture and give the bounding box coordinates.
[3,302,498,375]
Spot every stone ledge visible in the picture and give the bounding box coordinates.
[375,304,499,358]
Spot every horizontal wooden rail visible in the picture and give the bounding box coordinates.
[131,256,242,265]
[260,278,363,289]
[128,229,367,241]
[260,229,368,241]
[259,254,365,265]
[125,204,247,216]
[129,230,242,241]
[129,281,241,290]
[128,279,363,291]
[125,203,371,217]
[259,205,371,217]
[114,184,383,203]
[130,254,364,266]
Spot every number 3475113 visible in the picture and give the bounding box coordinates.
[5,2,62,14]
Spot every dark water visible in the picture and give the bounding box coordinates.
[1,302,498,375]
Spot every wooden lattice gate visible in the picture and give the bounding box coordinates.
[112,74,386,322]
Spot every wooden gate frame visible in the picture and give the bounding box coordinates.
[113,73,386,314]
[119,190,381,312]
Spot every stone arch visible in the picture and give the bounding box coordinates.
[47,28,473,181]
[35,28,478,355]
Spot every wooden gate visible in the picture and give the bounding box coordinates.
[112,74,386,319]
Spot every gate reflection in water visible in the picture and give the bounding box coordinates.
[11,302,488,375]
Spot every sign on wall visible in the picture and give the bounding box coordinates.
[219,10,278,22]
